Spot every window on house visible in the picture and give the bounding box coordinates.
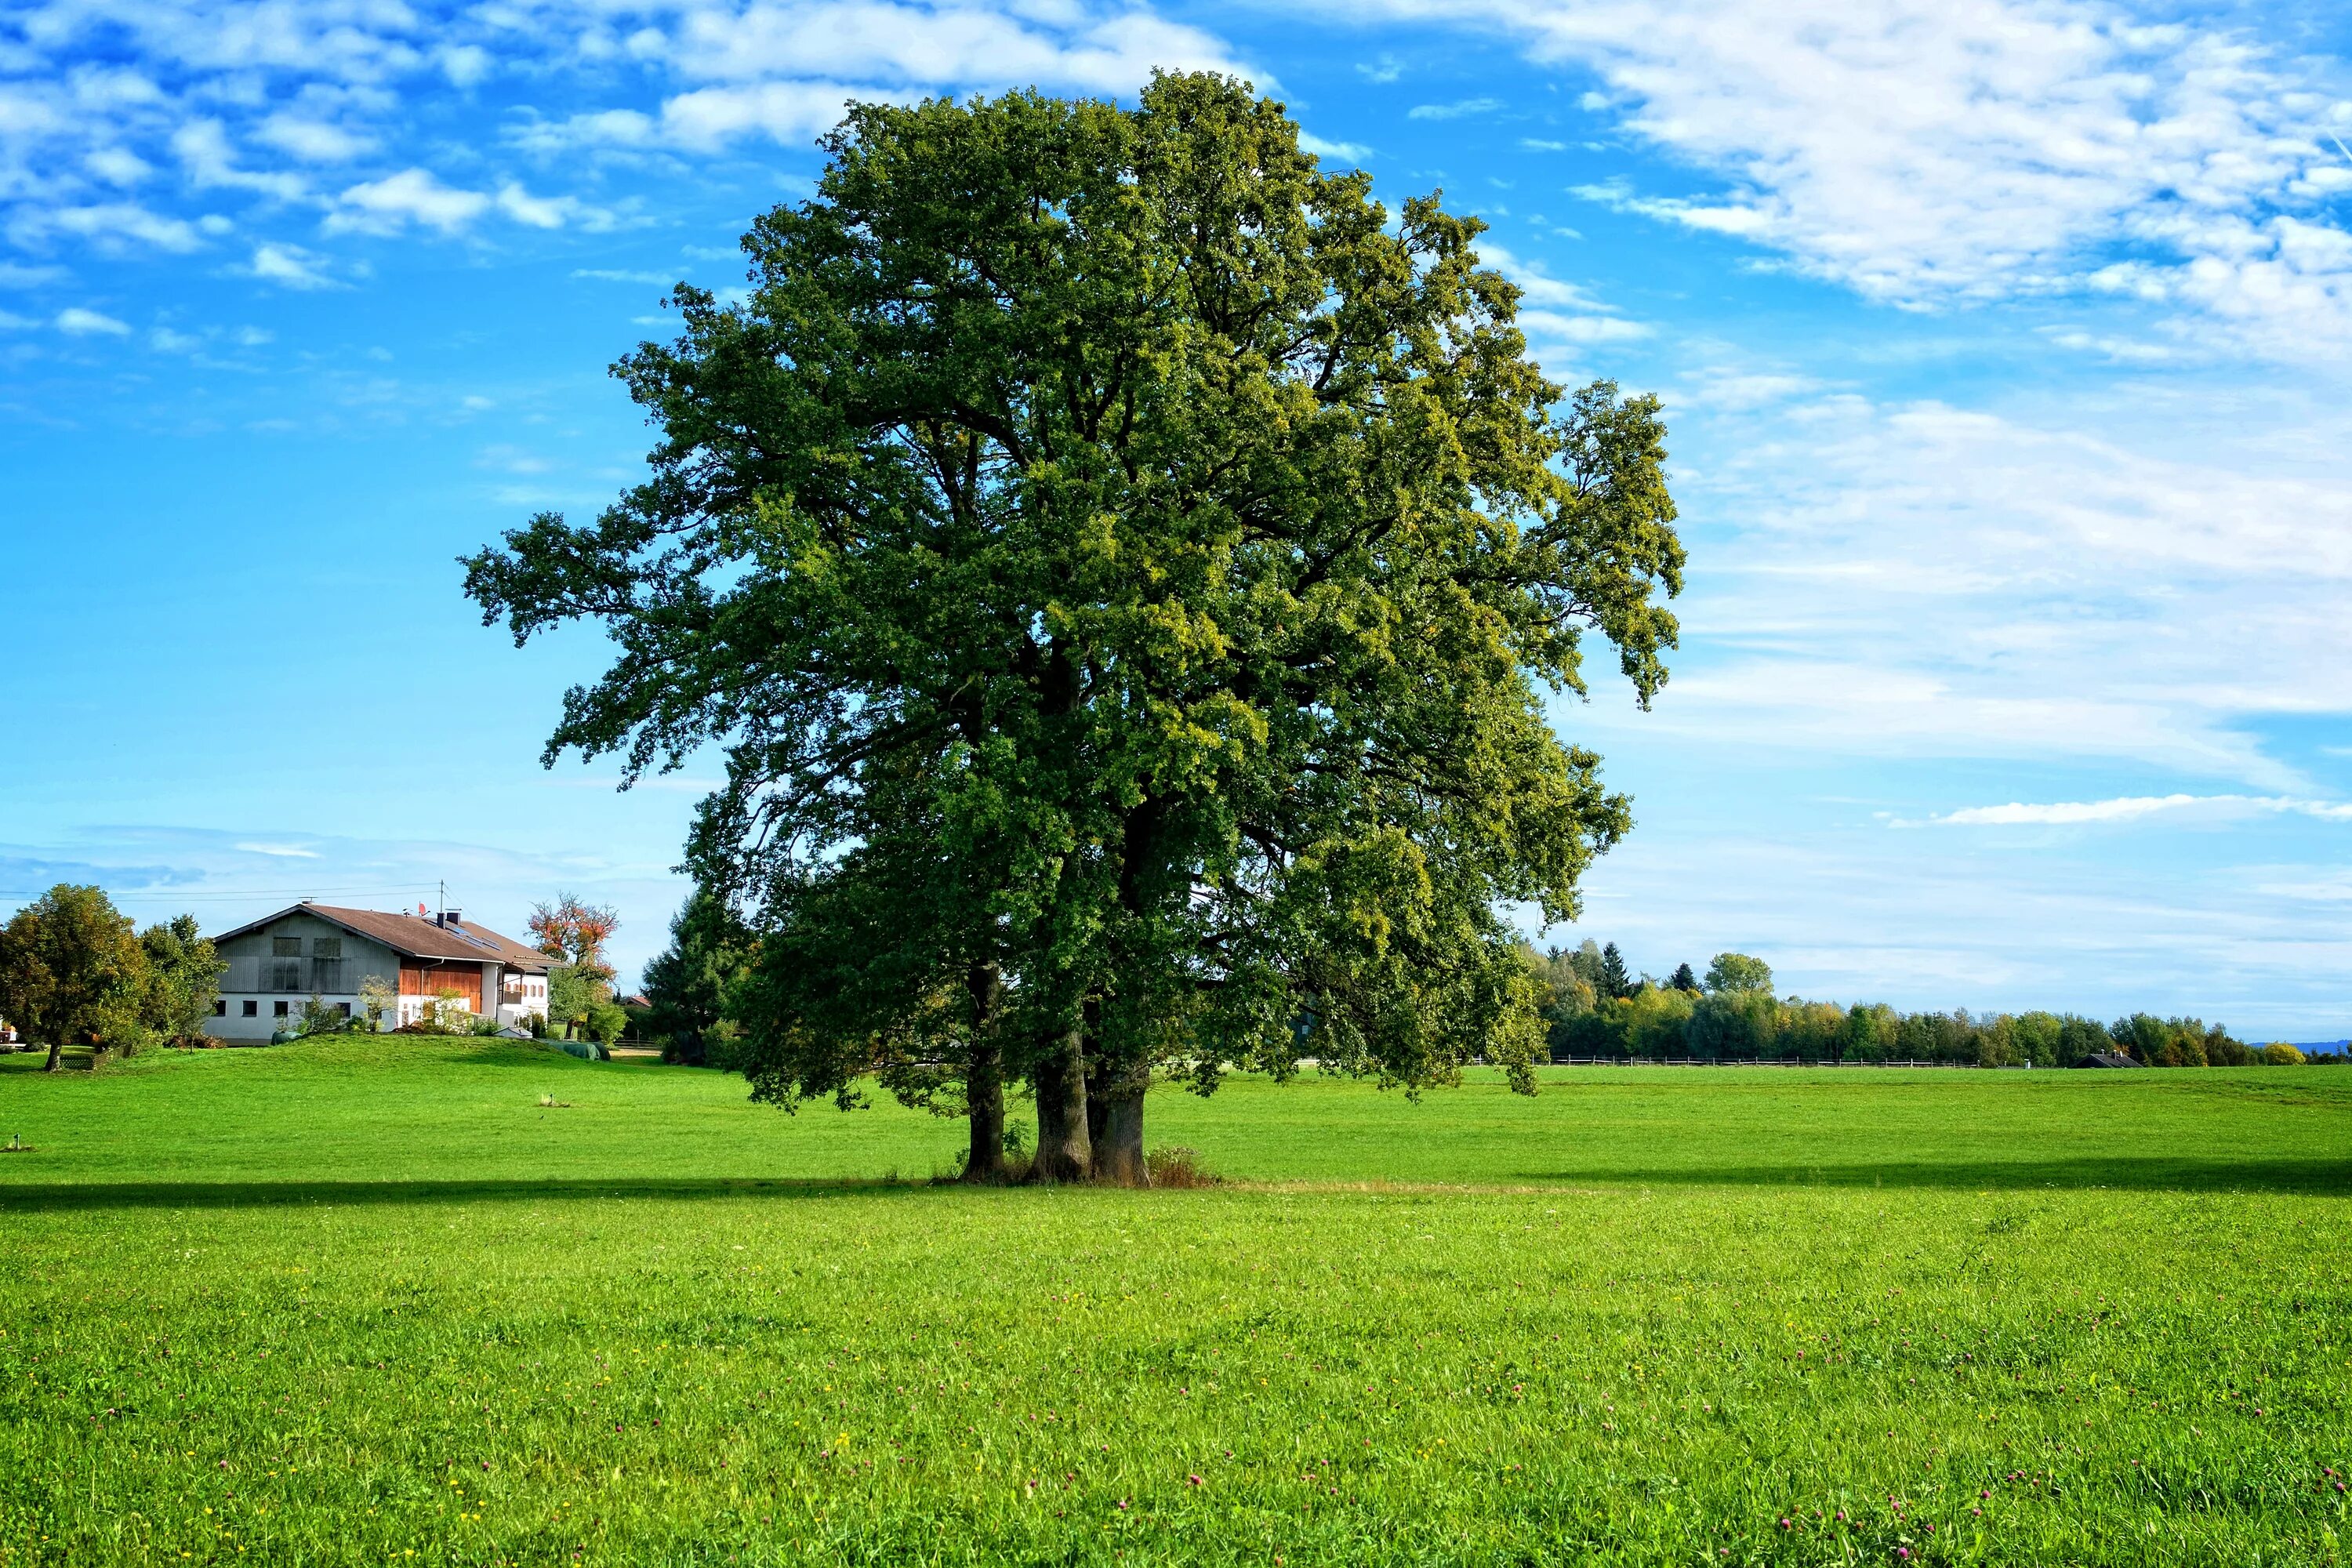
[273,936,302,956]
[335,1002,352,1019]
[269,960,303,991]
[242,999,258,1017]
[274,1000,289,1017]
[213,999,227,1017]
[312,937,342,958]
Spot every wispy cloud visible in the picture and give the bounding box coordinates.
[1407,96,1503,121]
[1335,0,2352,356]
[1933,796,2352,827]
[56,306,129,335]
[246,241,338,289]
[326,169,492,235]
[1297,131,1372,163]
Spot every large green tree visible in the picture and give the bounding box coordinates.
[0,884,151,1071]
[139,913,223,1048]
[464,73,1684,1183]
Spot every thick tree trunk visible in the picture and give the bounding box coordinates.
[1031,1028,1092,1183]
[961,963,1007,1185]
[1094,1066,1149,1187]
[1085,1059,1109,1152]
[964,1040,1006,1183]
[42,1038,62,1073]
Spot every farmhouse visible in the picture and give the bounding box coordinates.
[203,902,551,1041]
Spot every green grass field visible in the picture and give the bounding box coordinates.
[3,1040,2347,1566]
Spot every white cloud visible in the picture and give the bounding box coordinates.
[1407,96,1502,121]
[573,267,673,283]
[252,114,375,163]
[327,168,491,234]
[234,842,319,858]
[85,147,154,185]
[507,107,660,154]
[1935,795,2352,826]
[1678,367,1817,411]
[1555,383,2352,793]
[510,2,1257,154]
[246,241,336,289]
[1326,0,2352,355]
[56,305,129,334]
[172,118,307,199]
[1470,241,1646,355]
[19,202,207,253]
[1518,306,1649,343]
[439,44,492,87]
[659,3,1250,94]
[494,181,612,230]
[1297,131,1371,163]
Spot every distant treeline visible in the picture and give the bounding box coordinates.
[1532,942,2325,1067]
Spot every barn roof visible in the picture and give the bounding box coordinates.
[212,902,550,972]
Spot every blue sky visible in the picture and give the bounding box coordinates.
[5,0,2352,1033]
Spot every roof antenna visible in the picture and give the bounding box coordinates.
[438,879,446,927]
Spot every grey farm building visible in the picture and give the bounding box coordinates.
[203,902,550,1040]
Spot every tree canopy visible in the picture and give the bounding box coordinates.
[464,73,1685,1181]
[529,895,620,990]
[1704,952,1774,996]
[0,885,219,1070]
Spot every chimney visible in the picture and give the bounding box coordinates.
[441,909,463,929]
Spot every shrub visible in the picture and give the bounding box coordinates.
[2261,1041,2306,1066]
[702,1017,746,1073]
[296,993,350,1037]
[357,975,396,1033]
[586,1000,630,1047]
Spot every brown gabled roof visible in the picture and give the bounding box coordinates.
[213,902,551,972]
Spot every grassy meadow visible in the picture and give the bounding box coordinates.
[2,1040,2347,1566]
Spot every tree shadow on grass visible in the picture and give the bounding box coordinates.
[0,1177,941,1212]
[1521,1157,2352,1195]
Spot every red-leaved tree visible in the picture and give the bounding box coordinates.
[528,895,619,991]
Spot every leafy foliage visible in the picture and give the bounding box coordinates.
[464,74,1685,1177]
[0,884,157,1069]
[640,887,753,1064]
[1703,952,1774,996]
[545,966,603,1039]
[138,914,223,1049]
